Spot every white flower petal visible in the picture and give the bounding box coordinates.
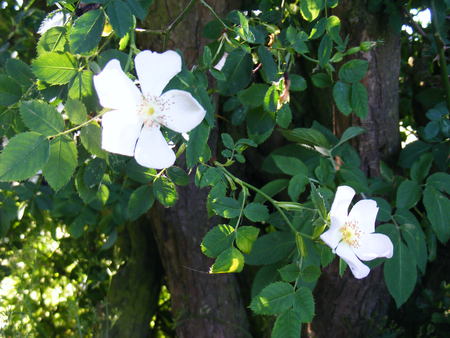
[348,199,378,234]
[93,59,142,110]
[320,227,342,251]
[135,50,182,97]
[38,11,67,35]
[354,233,394,261]
[330,185,355,227]
[101,110,142,156]
[158,90,206,133]
[134,126,176,169]
[336,243,371,279]
[213,52,228,71]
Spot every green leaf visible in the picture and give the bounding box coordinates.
[318,35,332,67]
[106,0,133,38]
[293,287,315,323]
[83,158,106,187]
[0,132,50,182]
[210,247,244,273]
[20,100,64,136]
[167,166,189,186]
[74,167,97,204]
[278,263,300,282]
[410,153,433,183]
[310,183,327,219]
[426,172,450,194]
[338,59,368,83]
[80,122,107,159]
[32,52,77,85]
[309,17,326,39]
[423,186,450,243]
[37,26,67,55]
[69,9,105,54]
[384,227,417,307]
[334,126,365,148]
[400,223,427,274]
[326,15,341,43]
[246,232,295,265]
[125,0,147,20]
[236,11,254,43]
[338,166,370,192]
[127,185,155,221]
[5,58,34,88]
[351,82,368,118]
[250,282,294,315]
[301,265,321,283]
[0,75,22,106]
[333,81,352,115]
[197,166,223,188]
[398,141,432,169]
[201,224,235,258]
[373,197,392,222]
[236,226,260,254]
[153,176,178,207]
[396,180,421,209]
[271,309,301,338]
[246,108,276,144]
[273,155,308,176]
[289,74,307,91]
[42,137,77,191]
[217,49,253,95]
[311,72,332,88]
[254,179,289,203]
[68,70,94,100]
[238,83,269,108]
[258,46,278,82]
[300,0,323,21]
[221,133,234,149]
[97,184,109,205]
[65,99,88,124]
[244,202,269,222]
[276,104,292,128]
[212,196,241,218]
[288,174,308,201]
[186,121,210,168]
[281,128,330,148]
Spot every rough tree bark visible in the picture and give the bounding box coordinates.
[312,1,401,337]
[107,221,163,336]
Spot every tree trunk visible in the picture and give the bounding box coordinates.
[312,1,401,337]
[140,1,251,337]
[107,221,162,337]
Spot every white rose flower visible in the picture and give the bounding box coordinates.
[320,185,394,279]
[93,50,206,169]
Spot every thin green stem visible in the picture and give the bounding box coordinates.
[49,109,108,139]
[167,0,198,33]
[200,0,232,30]
[234,186,248,234]
[219,166,313,239]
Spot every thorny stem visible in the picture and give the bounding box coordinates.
[218,166,313,239]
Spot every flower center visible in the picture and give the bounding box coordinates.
[143,105,155,117]
[340,220,362,248]
[138,95,171,127]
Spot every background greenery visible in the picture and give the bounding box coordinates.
[0,0,448,336]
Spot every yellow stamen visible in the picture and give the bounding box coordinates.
[144,106,155,116]
[340,220,362,248]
